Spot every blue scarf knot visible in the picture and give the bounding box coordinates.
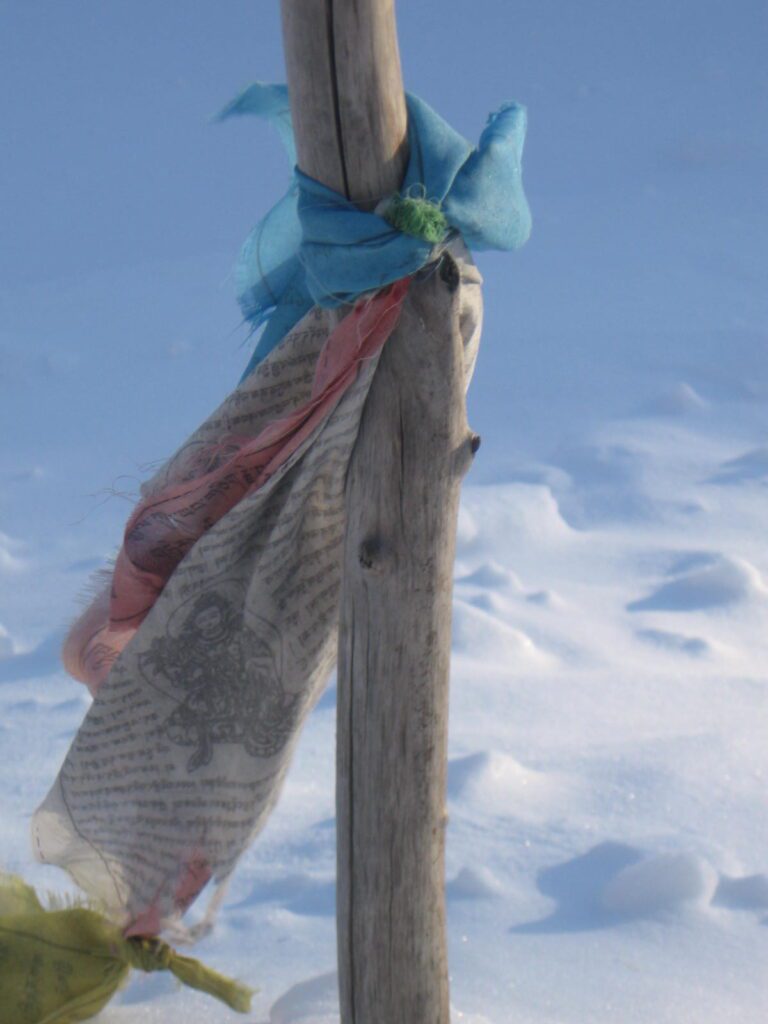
[218,83,530,378]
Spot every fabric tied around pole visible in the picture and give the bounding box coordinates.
[217,83,530,377]
[62,280,410,694]
[30,84,528,961]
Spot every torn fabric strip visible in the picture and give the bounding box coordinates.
[33,252,483,935]
[31,77,528,939]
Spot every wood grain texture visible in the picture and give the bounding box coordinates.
[336,253,475,1023]
[279,4,473,1021]
[280,0,409,205]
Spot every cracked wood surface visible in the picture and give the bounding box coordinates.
[337,255,474,1023]
[280,0,408,207]
[280,4,473,1020]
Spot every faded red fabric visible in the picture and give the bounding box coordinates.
[124,849,213,938]
[63,280,409,696]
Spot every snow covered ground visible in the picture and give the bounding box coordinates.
[2,1,767,1021]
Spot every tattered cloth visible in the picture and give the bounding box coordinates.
[0,874,253,1023]
[31,85,529,937]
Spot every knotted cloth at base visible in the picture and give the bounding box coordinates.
[0,874,253,1023]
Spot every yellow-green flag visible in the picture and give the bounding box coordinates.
[0,874,253,1023]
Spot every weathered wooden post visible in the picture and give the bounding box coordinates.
[281,3,477,1021]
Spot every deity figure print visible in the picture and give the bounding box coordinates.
[139,588,301,772]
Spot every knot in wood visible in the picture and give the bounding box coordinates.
[358,535,389,573]
[438,252,460,293]
[453,431,482,479]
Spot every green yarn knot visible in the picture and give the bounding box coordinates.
[378,191,449,244]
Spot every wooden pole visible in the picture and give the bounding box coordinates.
[280,0,408,206]
[336,261,474,1024]
[280,3,476,1021]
